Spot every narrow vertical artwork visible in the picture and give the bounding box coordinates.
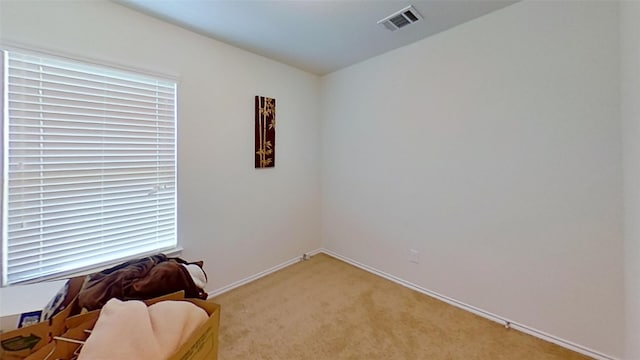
[255,96,276,168]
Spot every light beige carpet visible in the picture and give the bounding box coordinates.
[212,253,591,360]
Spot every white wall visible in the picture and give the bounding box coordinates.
[0,0,321,309]
[321,1,623,357]
[621,1,640,359]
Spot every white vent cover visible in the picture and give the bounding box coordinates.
[378,5,422,31]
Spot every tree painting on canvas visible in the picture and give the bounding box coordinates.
[255,96,275,168]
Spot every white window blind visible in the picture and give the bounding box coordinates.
[2,50,177,285]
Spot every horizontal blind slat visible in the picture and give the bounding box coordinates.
[8,190,175,209]
[8,169,174,183]
[9,89,174,109]
[8,197,175,220]
[9,123,175,135]
[8,54,175,84]
[7,235,176,281]
[8,206,175,233]
[9,100,175,118]
[9,115,175,128]
[8,180,175,198]
[8,108,174,123]
[8,61,175,90]
[8,59,175,88]
[8,214,175,246]
[9,164,175,177]
[9,175,175,190]
[8,69,175,96]
[8,226,176,265]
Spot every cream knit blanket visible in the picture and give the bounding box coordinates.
[78,299,208,360]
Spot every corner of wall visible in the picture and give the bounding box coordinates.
[621,1,640,359]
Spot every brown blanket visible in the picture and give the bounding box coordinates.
[78,254,207,311]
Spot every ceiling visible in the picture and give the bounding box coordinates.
[115,0,517,75]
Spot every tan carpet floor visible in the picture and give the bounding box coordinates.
[212,253,591,360]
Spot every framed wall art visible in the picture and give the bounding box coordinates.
[255,95,275,168]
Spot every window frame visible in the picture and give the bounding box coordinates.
[0,45,180,286]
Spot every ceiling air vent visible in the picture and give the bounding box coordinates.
[378,5,422,31]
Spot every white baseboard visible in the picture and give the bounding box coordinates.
[207,248,322,298]
[320,248,618,360]
[304,248,324,257]
[206,247,618,360]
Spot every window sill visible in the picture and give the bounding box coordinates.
[0,247,183,319]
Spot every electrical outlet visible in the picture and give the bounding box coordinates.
[409,249,420,264]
